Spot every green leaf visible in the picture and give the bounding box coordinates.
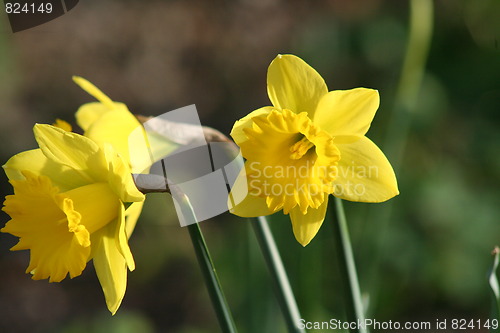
[489,246,500,333]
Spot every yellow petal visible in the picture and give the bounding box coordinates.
[230,107,273,145]
[228,168,274,217]
[267,54,327,115]
[83,108,143,163]
[33,124,107,183]
[127,127,156,174]
[104,144,145,203]
[313,88,380,137]
[124,201,144,238]
[290,194,329,246]
[91,219,128,315]
[53,119,72,132]
[72,76,115,109]
[73,76,147,166]
[116,202,135,271]
[333,136,399,202]
[229,193,274,217]
[75,102,114,131]
[3,149,89,191]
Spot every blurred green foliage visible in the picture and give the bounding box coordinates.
[0,0,499,332]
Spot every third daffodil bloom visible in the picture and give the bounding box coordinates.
[230,54,399,246]
[2,124,144,314]
[72,76,143,172]
[72,76,150,237]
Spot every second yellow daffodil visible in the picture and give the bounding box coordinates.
[2,124,144,314]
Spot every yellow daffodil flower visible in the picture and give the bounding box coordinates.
[72,77,177,207]
[230,54,399,246]
[2,124,144,314]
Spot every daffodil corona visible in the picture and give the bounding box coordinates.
[230,54,399,246]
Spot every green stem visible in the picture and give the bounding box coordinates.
[384,0,434,167]
[331,197,367,333]
[252,216,305,333]
[366,0,433,315]
[173,189,238,333]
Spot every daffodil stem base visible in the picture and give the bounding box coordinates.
[187,222,238,333]
[252,216,305,333]
[331,197,368,333]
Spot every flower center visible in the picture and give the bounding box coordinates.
[289,136,315,160]
[239,109,340,214]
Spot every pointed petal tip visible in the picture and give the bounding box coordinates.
[72,76,115,108]
[275,54,293,60]
[109,302,121,315]
[383,188,400,202]
[72,76,92,88]
[375,180,400,203]
[106,289,123,315]
[72,75,83,83]
[290,196,328,247]
[33,123,54,138]
[33,122,59,132]
[297,237,312,247]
